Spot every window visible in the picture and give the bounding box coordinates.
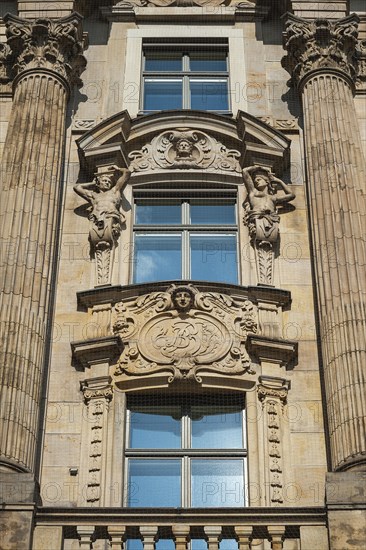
[125,394,247,508]
[132,198,239,285]
[142,43,230,113]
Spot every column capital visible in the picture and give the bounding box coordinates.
[4,12,86,91]
[282,13,360,89]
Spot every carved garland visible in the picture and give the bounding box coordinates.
[113,284,258,383]
[129,128,241,173]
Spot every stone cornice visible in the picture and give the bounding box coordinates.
[246,334,298,368]
[282,13,361,89]
[3,12,86,91]
[71,336,123,369]
[100,0,268,23]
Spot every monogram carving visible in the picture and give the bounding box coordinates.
[129,129,241,173]
[113,285,257,382]
[115,0,242,7]
[282,14,360,87]
[4,13,86,88]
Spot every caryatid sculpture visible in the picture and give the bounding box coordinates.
[242,165,295,285]
[74,166,131,285]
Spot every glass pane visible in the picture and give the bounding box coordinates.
[190,235,238,284]
[144,79,182,111]
[190,201,236,225]
[191,540,207,550]
[134,234,182,283]
[191,405,243,449]
[145,51,182,71]
[126,540,143,550]
[128,459,181,507]
[135,201,181,225]
[220,541,238,550]
[156,540,175,550]
[190,79,229,111]
[190,51,227,72]
[128,405,181,449]
[191,459,245,507]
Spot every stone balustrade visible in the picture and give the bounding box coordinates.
[32,507,329,549]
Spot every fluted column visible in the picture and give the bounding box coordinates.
[283,14,366,471]
[0,14,85,472]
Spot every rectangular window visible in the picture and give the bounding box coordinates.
[142,43,230,113]
[125,394,247,508]
[132,198,239,285]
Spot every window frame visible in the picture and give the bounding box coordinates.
[131,195,240,285]
[141,42,231,114]
[124,394,248,508]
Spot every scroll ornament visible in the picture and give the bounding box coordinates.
[115,0,246,7]
[129,128,241,173]
[242,166,295,286]
[74,167,131,285]
[113,284,258,382]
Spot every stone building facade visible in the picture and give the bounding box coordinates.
[0,0,365,549]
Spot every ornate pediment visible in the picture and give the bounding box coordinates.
[112,284,258,383]
[129,128,241,173]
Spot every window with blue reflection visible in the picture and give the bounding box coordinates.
[191,540,208,550]
[145,52,182,71]
[190,80,229,111]
[133,234,182,283]
[135,201,181,225]
[190,201,236,225]
[144,79,182,111]
[190,235,238,284]
[126,540,143,550]
[128,460,181,507]
[190,51,227,72]
[220,540,238,550]
[191,459,245,507]
[156,540,176,550]
[129,406,181,449]
[191,405,243,449]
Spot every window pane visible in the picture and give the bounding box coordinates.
[191,405,243,449]
[128,405,181,449]
[190,201,236,225]
[190,79,228,111]
[190,51,227,72]
[191,459,245,507]
[135,201,182,225]
[128,459,181,507]
[144,79,182,111]
[190,235,238,284]
[156,540,175,550]
[134,234,182,283]
[191,540,208,550]
[126,541,143,550]
[220,541,238,550]
[145,51,182,71]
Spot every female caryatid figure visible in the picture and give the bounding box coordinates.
[242,165,295,244]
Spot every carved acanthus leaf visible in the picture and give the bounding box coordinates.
[129,128,241,173]
[4,13,86,88]
[282,14,360,87]
[113,285,258,382]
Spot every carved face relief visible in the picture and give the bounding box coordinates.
[175,138,194,159]
[171,288,195,312]
[96,175,113,192]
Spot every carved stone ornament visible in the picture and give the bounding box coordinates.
[113,284,258,383]
[282,14,361,87]
[4,13,86,88]
[242,165,295,285]
[129,128,241,173]
[115,0,245,7]
[74,167,131,286]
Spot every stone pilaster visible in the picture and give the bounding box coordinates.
[0,14,86,473]
[282,14,366,471]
